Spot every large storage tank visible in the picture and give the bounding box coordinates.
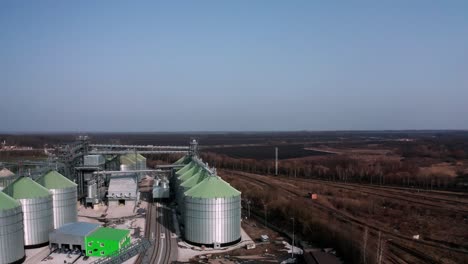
[0,168,15,188]
[36,170,78,229]
[178,170,209,224]
[175,161,196,179]
[120,164,130,171]
[120,155,136,170]
[174,155,192,165]
[136,153,147,170]
[3,177,53,246]
[0,191,25,263]
[184,175,241,247]
[177,165,203,189]
[172,161,196,190]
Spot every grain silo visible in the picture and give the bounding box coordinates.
[176,164,203,190]
[36,170,78,229]
[174,155,192,165]
[136,153,147,170]
[172,161,196,189]
[177,169,208,205]
[120,155,135,171]
[0,168,15,188]
[175,160,197,176]
[0,191,25,263]
[184,175,241,247]
[3,177,53,246]
[178,169,209,224]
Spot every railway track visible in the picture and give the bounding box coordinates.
[148,203,161,264]
[135,202,175,264]
[162,205,173,263]
[224,170,468,213]
[223,170,468,263]
[229,170,468,213]
[293,178,468,214]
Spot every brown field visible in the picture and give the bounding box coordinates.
[219,170,468,264]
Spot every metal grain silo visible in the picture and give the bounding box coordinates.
[3,177,53,246]
[36,170,77,229]
[178,170,209,224]
[177,164,203,189]
[0,191,25,263]
[120,155,136,170]
[175,161,195,177]
[136,153,146,170]
[0,168,16,189]
[184,176,241,247]
[174,155,192,165]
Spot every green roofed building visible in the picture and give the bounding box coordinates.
[85,227,131,257]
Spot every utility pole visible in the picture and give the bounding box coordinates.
[275,147,278,176]
[247,200,251,218]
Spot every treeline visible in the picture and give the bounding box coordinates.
[201,152,467,190]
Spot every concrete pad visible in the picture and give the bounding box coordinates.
[106,204,136,219]
[177,227,254,262]
[24,246,49,264]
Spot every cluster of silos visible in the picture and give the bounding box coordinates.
[120,153,146,171]
[36,171,78,229]
[174,157,241,247]
[1,170,78,254]
[0,191,25,263]
[2,177,53,247]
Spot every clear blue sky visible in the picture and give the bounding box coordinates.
[1,1,467,132]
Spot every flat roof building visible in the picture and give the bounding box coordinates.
[85,227,131,257]
[49,222,101,253]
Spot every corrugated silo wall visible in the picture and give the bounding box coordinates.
[50,186,78,229]
[184,196,241,246]
[0,206,25,263]
[20,196,54,246]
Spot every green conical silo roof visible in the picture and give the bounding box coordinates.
[174,155,191,165]
[178,165,202,182]
[176,161,196,176]
[185,176,241,198]
[136,153,146,161]
[36,170,77,189]
[0,191,21,210]
[120,154,136,165]
[3,177,51,199]
[181,169,209,188]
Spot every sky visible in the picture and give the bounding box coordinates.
[1,1,467,132]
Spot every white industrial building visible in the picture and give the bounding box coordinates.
[107,174,138,207]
